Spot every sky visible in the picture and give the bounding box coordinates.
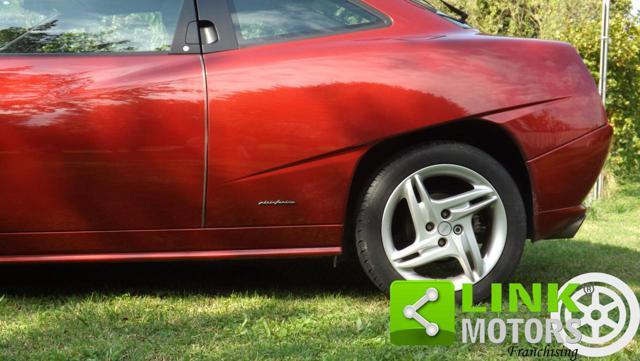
[635,0,640,13]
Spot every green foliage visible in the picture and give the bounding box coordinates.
[444,0,640,178]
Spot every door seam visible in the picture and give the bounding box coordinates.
[199,54,209,228]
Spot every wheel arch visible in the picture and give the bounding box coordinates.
[343,119,534,259]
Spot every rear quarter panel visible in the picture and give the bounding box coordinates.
[204,24,606,229]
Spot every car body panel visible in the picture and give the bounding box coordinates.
[0,0,612,260]
[0,246,341,264]
[0,55,206,233]
[202,6,607,230]
[528,124,613,239]
[0,225,341,256]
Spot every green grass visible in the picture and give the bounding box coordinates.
[0,184,639,360]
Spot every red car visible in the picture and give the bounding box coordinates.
[0,0,611,298]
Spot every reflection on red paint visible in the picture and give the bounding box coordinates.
[0,56,205,232]
[0,0,611,259]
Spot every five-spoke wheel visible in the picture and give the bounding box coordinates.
[381,164,507,289]
[355,143,526,299]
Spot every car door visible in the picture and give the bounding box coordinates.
[0,0,206,235]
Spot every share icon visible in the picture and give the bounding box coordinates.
[402,287,440,336]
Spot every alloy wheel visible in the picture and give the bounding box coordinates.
[381,164,508,290]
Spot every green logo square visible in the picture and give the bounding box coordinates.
[390,280,456,346]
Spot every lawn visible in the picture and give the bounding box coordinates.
[0,183,638,360]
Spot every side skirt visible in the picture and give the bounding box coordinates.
[0,247,341,264]
[0,225,343,262]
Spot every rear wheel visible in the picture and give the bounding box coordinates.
[355,142,526,300]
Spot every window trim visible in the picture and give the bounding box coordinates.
[0,0,196,56]
[224,0,392,49]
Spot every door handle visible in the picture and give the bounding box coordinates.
[185,21,218,46]
[199,21,218,45]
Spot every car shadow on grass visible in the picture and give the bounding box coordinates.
[0,239,638,299]
[0,257,379,298]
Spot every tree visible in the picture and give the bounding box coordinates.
[445,0,640,179]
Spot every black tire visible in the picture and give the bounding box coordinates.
[354,142,526,301]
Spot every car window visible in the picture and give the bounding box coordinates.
[228,0,385,46]
[0,0,183,54]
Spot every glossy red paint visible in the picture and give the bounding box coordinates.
[0,225,341,255]
[529,124,613,239]
[0,55,206,232]
[0,247,342,264]
[203,0,608,231]
[0,0,611,261]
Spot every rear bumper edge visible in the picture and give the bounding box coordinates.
[529,124,612,240]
